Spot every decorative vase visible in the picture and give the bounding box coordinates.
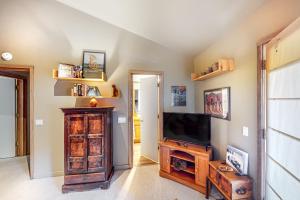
[89,97,98,107]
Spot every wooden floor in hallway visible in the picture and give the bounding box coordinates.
[133,143,157,167]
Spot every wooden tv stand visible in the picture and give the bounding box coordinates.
[159,140,212,194]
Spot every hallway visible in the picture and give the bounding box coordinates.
[133,143,156,167]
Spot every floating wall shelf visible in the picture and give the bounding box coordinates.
[71,96,120,99]
[52,69,120,98]
[191,59,235,81]
[52,69,105,82]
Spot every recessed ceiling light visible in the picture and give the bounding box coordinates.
[1,52,13,61]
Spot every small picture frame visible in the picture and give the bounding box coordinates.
[58,63,75,78]
[226,145,248,175]
[204,87,230,120]
[171,86,187,107]
[82,50,106,78]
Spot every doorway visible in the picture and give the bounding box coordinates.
[0,77,16,158]
[0,65,34,178]
[128,70,163,168]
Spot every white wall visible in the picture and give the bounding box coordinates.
[0,0,194,178]
[0,77,16,158]
[194,0,300,196]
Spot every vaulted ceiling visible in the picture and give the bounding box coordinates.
[57,0,265,54]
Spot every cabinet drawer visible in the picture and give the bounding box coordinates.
[209,166,218,183]
[220,176,232,198]
[64,172,105,184]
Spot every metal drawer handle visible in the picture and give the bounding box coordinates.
[235,186,247,195]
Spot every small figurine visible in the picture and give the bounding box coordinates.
[73,65,83,78]
[112,85,119,97]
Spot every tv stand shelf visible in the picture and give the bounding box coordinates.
[159,140,212,194]
[170,151,195,163]
[171,165,195,175]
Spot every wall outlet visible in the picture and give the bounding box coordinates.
[118,116,127,124]
[35,119,44,126]
[243,126,249,137]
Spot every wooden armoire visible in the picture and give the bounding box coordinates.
[61,107,114,193]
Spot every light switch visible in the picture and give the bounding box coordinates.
[118,116,127,124]
[243,126,249,137]
[35,119,44,126]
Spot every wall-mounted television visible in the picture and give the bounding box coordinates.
[163,112,211,146]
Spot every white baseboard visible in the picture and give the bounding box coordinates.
[33,170,64,179]
[141,155,159,164]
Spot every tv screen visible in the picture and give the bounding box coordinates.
[163,112,211,146]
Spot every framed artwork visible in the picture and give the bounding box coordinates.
[171,86,186,106]
[226,145,248,175]
[82,50,106,78]
[58,63,75,78]
[204,87,230,120]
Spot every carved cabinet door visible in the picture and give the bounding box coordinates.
[87,114,105,173]
[160,146,170,173]
[66,114,87,174]
[195,155,209,187]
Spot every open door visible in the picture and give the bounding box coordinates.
[139,76,159,163]
[16,79,26,156]
[0,77,16,158]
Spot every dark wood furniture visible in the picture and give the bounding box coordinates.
[206,160,253,200]
[61,107,114,193]
[159,140,212,194]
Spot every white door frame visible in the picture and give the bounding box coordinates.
[128,70,164,168]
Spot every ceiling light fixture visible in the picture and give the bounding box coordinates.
[1,52,13,61]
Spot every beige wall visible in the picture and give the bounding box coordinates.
[194,0,300,196]
[0,0,194,178]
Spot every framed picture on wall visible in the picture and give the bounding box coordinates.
[171,86,186,106]
[82,50,106,78]
[204,87,230,120]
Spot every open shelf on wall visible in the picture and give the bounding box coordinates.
[70,96,120,99]
[191,58,235,81]
[52,69,105,82]
[52,68,121,98]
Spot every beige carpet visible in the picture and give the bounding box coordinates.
[0,156,218,200]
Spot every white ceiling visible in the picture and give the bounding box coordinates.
[57,0,265,54]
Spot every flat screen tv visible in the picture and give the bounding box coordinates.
[163,112,211,146]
